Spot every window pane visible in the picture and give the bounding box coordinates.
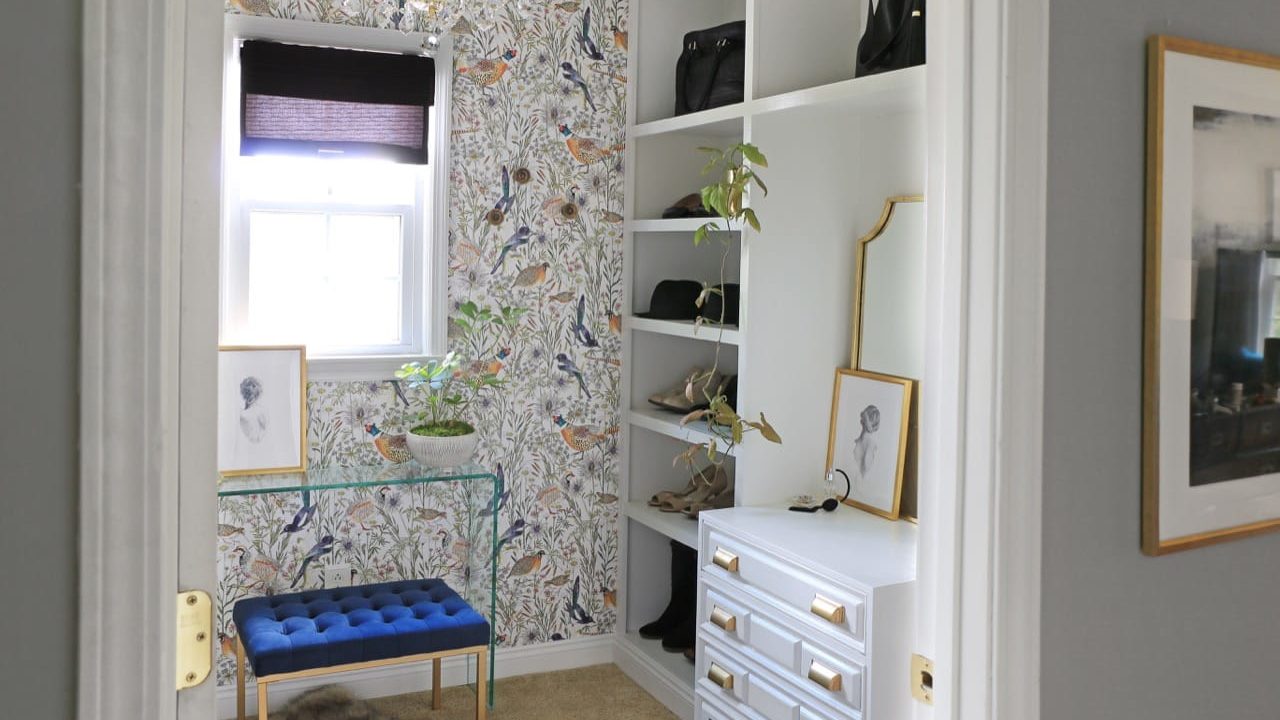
[324,214,405,346]
[243,210,407,350]
[247,211,326,344]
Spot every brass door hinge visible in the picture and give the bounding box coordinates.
[911,653,934,705]
[176,591,213,690]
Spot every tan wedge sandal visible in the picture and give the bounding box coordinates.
[682,488,735,519]
[659,466,728,513]
[647,465,709,507]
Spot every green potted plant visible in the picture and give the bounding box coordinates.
[677,143,782,470]
[394,351,503,468]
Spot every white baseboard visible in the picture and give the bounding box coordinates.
[216,635,614,719]
[613,636,694,720]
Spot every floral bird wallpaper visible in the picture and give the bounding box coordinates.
[218,0,627,686]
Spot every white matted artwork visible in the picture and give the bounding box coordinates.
[825,368,913,520]
[218,345,307,476]
[1145,36,1280,554]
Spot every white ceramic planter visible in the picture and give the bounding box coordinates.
[405,430,480,469]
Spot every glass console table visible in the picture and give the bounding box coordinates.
[218,462,501,706]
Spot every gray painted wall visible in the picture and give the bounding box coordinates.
[0,1,80,718]
[1044,2,1280,719]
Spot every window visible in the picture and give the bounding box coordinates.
[227,156,425,355]
[220,22,449,373]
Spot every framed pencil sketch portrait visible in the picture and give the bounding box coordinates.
[218,346,307,477]
[1144,36,1280,554]
[826,368,913,519]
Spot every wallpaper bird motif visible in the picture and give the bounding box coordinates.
[218,0,627,687]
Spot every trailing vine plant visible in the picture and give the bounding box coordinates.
[676,143,782,472]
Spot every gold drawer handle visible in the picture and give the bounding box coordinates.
[810,594,846,625]
[808,660,844,692]
[710,605,737,632]
[712,547,739,573]
[708,662,735,690]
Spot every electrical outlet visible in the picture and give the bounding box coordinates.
[322,563,353,588]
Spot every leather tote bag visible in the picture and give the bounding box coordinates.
[674,20,746,116]
[855,0,925,77]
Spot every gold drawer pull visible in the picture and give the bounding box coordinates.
[808,660,844,692]
[708,662,734,690]
[712,547,739,573]
[810,594,846,624]
[710,605,737,632]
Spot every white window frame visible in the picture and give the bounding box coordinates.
[221,15,452,381]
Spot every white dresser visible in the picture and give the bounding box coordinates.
[694,507,917,720]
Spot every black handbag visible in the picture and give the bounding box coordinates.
[674,21,746,116]
[855,0,925,77]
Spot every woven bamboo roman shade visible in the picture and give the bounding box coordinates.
[240,40,436,164]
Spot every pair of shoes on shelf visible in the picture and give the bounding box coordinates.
[647,367,726,414]
[654,466,731,516]
[639,541,698,654]
[683,488,733,519]
[647,464,718,507]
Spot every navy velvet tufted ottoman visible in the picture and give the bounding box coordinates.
[232,579,490,720]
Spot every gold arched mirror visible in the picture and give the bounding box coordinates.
[846,195,924,519]
[852,196,925,378]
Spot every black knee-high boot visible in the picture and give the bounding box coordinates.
[639,540,697,640]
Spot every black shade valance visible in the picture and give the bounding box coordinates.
[240,40,436,164]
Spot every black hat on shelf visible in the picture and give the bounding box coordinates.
[636,280,703,320]
[698,283,740,326]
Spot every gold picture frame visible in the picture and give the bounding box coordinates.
[826,368,914,520]
[217,345,308,477]
[1144,36,1280,554]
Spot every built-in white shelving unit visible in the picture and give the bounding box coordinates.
[616,1,927,717]
[627,316,741,344]
[624,501,701,549]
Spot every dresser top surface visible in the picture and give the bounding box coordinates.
[701,506,918,588]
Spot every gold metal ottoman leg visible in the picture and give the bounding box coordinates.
[257,679,269,720]
[235,636,246,720]
[433,656,442,710]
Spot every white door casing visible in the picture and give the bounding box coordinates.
[80,0,220,718]
[918,0,1048,718]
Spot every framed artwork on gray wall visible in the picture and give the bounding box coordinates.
[1144,36,1280,554]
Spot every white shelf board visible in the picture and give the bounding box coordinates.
[626,501,700,548]
[627,217,740,233]
[628,317,741,345]
[619,631,695,690]
[631,103,746,139]
[629,406,736,457]
[752,65,926,119]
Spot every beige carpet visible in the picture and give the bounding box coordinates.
[252,664,677,720]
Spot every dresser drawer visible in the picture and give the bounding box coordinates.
[699,638,851,720]
[696,690,753,720]
[704,529,867,650]
[701,578,866,714]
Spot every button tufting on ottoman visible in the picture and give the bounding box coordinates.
[232,579,490,720]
